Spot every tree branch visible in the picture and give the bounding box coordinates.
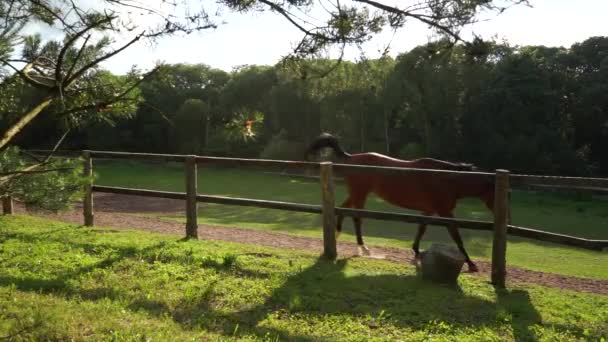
[0,159,50,186]
[0,59,54,90]
[258,0,315,38]
[0,167,75,177]
[28,0,77,32]
[64,34,91,81]
[56,17,113,86]
[58,65,160,117]
[65,31,145,87]
[41,128,71,163]
[0,96,55,152]
[353,0,464,43]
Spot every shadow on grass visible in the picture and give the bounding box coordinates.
[125,257,546,341]
[0,228,570,341]
[0,235,268,301]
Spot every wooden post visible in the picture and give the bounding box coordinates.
[185,156,198,239]
[2,196,13,215]
[83,150,94,226]
[492,169,510,288]
[320,161,337,260]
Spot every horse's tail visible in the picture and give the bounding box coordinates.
[305,133,352,160]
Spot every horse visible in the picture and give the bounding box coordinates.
[305,133,495,272]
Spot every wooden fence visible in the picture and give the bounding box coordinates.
[7,150,608,288]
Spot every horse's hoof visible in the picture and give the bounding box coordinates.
[358,245,371,256]
[467,263,479,273]
[362,245,371,256]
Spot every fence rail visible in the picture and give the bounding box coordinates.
[14,149,608,287]
[81,151,605,185]
[93,185,323,214]
[27,149,608,189]
[92,185,608,252]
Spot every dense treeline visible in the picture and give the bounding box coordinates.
[8,37,608,177]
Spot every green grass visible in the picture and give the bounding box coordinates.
[1,215,607,341]
[94,160,608,280]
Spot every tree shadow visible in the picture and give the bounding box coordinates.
[0,235,268,303]
[125,257,527,340]
[0,241,163,297]
[1,227,553,340]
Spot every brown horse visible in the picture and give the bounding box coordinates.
[306,133,495,272]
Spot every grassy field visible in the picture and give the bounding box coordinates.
[1,215,607,341]
[94,160,608,280]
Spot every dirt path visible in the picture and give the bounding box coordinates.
[15,193,608,296]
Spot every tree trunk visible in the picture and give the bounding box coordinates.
[384,109,390,154]
[204,114,209,152]
[360,108,365,152]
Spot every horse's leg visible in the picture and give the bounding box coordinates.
[353,217,371,256]
[336,198,352,238]
[412,212,433,264]
[441,211,478,272]
[447,226,478,272]
[351,193,370,256]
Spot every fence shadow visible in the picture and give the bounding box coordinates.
[494,288,542,342]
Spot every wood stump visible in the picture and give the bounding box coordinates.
[419,244,465,284]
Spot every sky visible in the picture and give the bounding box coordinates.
[70,0,608,74]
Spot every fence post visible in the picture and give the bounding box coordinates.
[492,169,510,288]
[320,161,337,260]
[2,196,13,215]
[83,150,94,226]
[185,155,198,239]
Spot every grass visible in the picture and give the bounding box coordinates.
[94,160,608,280]
[1,215,607,341]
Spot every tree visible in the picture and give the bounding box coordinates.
[0,0,528,208]
[569,37,608,175]
[173,99,209,154]
[386,42,467,159]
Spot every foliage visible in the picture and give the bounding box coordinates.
[1,215,607,341]
[0,147,86,211]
